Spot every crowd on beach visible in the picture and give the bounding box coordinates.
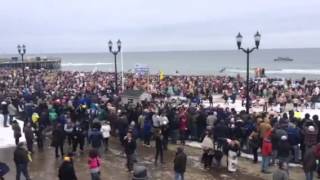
[0,68,320,180]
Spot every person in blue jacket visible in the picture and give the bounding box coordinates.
[287,123,300,163]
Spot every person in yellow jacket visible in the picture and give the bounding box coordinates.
[32,112,40,124]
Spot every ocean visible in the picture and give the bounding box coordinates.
[1,48,320,79]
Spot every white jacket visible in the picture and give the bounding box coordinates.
[101,124,111,138]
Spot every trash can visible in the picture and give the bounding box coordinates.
[132,165,148,180]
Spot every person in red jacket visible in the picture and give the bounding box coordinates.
[179,109,188,145]
[261,134,272,174]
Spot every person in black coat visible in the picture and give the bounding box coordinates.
[277,135,291,173]
[52,123,66,158]
[123,131,136,172]
[13,142,31,180]
[72,122,85,153]
[23,122,34,153]
[154,129,164,165]
[58,156,77,180]
[174,147,187,180]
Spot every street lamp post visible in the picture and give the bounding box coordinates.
[17,44,26,88]
[236,31,261,114]
[108,39,121,95]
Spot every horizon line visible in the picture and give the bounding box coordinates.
[0,47,320,55]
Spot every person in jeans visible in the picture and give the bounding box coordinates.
[88,149,101,180]
[174,147,187,180]
[13,142,31,180]
[261,134,272,174]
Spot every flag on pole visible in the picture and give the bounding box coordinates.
[159,70,165,80]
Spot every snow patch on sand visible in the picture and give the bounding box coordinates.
[0,116,25,149]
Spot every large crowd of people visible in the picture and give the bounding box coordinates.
[0,68,320,180]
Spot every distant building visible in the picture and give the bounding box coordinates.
[121,89,151,105]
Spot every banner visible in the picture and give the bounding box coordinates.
[134,64,149,75]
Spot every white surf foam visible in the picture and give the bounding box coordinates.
[62,62,113,66]
[226,68,320,75]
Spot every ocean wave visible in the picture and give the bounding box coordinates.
[226,68,320,75]
[62,62,113,66]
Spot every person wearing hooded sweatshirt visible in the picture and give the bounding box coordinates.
[14,142,31,180]
[58,156,77,180]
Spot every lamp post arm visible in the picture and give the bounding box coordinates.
[249,47,257,53]
[240,47,249,54]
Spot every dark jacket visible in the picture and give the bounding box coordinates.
[13,147,29,164]
[154,133,163,150]
[277,140,291,158]
[52,127,66,146]
[287,126,300,146]
[88,129,103,148]
[1,103,8,115]
[303,147,317,172]
[23,126,34,141]
[124,138,136,155]
[174,152,187,173]
[12,123,22,138]
[58,161,77,180]
[72,125,85,140]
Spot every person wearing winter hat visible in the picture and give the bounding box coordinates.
[304,125,318,153]
[277,135,291,175]
[58,156,78,180]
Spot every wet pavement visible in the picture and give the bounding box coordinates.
[0,137,300,180]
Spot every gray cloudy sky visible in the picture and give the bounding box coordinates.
[1,0,320,53]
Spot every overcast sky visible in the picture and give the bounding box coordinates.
[1,0,320,53]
